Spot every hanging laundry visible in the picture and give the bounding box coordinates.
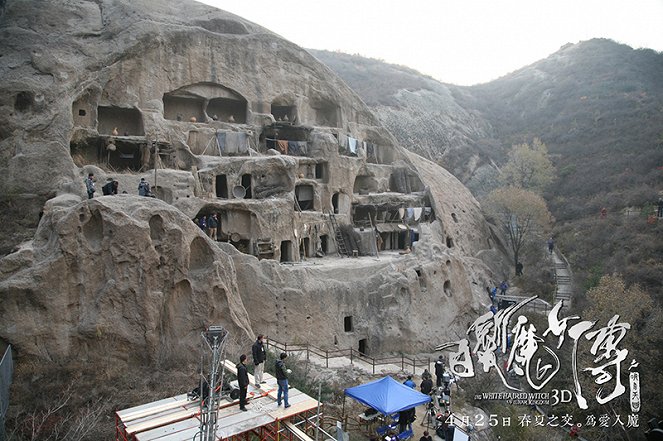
[277,139,289,154]
[295,141,308,155]
[406,208,415,220]
[413,208,423,221]
[348,137,358,155]
[238,132,249,153]
[366,142,375,161]
[216,131,226,154]
[288,140,300,156]
[224,132,239,153]
[398,207,405,219]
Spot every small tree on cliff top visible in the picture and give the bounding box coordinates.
[500,138,555,193]
[485,187,552,269]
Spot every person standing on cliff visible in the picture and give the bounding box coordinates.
[236,354,249,411]
[252,334,266,387]
[85,173,96,199]
[138,177,151,196]
[547,237,554,254]
[499,280,509,296]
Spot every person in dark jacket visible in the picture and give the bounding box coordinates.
[275,352,291,408]
[102,179,118,195]
[236,354,249,411]
[420,376,433,395]
[252,334,266,387]
[85,173,96,199]
[434,355,445,387]
[398,407,415,434]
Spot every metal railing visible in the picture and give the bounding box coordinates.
[265,338,431,375]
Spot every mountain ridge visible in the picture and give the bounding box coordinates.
[311,38,663,294]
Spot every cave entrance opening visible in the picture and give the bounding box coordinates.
[70,136,147,172]
[97,106,144,136]
[300,237,311,258]
[280,240,293,263]
[216,174,228,198]
[358,338,368,355]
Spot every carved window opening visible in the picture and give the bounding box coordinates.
[295,185,314,211]
[344,316,353,332]
[97,106,144,136]
[271,104,296,123]
[208,97,247,123]
[446,237,454,248]
[163,95,205,122]
[315,162,327,181]
[320,235,329,254]
[216,174,228,198]
[14,91,34,112]
[241,174,252,199]
[72,91,96,128]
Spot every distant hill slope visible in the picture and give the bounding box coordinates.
[310,50,497,183]
[312,39,663,294]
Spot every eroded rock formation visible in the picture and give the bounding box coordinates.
[0,0,508,366]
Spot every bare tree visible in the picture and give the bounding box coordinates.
[485,186,552,270]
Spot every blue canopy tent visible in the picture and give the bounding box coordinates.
[344,376,431,414]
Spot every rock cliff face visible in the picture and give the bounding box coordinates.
[0,0,507,366]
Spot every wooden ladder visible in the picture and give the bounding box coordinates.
[328,212,349,257]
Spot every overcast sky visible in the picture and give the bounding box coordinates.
[200,0,663,86]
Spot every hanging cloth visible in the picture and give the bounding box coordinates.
[413,208,423,221]
[216,132,226,154]
[348,137,358,154]
[288,141,300,155]
[277,139,289,154]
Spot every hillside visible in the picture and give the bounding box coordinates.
[313,39,663,296]
[310,50,498,183]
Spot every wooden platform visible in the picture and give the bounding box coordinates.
[116,360,320,441]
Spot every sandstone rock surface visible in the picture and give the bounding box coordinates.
[0,0,508,371]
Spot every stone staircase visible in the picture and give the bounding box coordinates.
[552,251,573,306]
